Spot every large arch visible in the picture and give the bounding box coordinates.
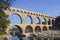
[52,19,55,24]
[9,13,22,24]
[49,26,52,30]
[48,19,51,25]
[25,25,33,33]
[35,26,41,32]
[34,17,40,24]
[14,25,23,33]
[24,15,33,24]
[43,26,47,31]
[42,18,46,24]
[9,25,23,40]
[9,25,23,34]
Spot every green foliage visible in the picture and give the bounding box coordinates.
[0,36,8,40]
[0,0,15,34]
[52,16,60,30]
[0,0,15,9]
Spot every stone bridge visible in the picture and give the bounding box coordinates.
[3,7,60,40]
[4,7,55,34]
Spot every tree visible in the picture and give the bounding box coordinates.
[0,0,15,9]
[52,16,60,30]
[0,0,15,34]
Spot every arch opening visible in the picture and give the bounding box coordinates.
[9,25,23,35]
[42,18,46,24]
[25,25,33,33]
[48,19,51,25]
[34,17,40,24]
[49,26,52,30]
[9,14,22,24]
[9,25,23,40]
[52,19,54,24]
[24,15,32,24]
[43,26,47,31]
[35,26,41,32]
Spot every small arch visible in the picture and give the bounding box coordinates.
[20,10,23,13]
[24,15,32,24]
[34,17,40,24]
[34,13,35,15]
[16,10,19,12]
[27,12,29,14]
[35,26,41,32]
[49,26,52,30]
[43,26,47,31]
[24,11,26,14]
[12,9,15,12]
[31,13,32,15]
[9,13,22,24]
[25,25,33,33]
[42,18,46,24]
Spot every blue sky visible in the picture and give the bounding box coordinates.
[10,0,60,23]
[12,0,60,16]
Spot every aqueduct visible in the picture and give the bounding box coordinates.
[4,7,55,34]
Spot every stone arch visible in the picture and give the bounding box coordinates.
[9,25,23,34]
[12,9,15,12]
[34,17,40,24]
[49,26,52,30]
[42,18,46,24]
[48,19,51,25]
[9,25,23,40]
[43,26,47,31]
[24,15,32,24]
[35,26,41,32]
[16,10,19,12]
[9,13,22,24]
[52,19,54,24]
[14,25,23,33]
[25,25,33,33]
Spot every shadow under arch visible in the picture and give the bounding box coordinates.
[9,25,23,40]
[34,17,40,24]
[25,25,33,33]
[49,26,52,30]
[35,26,41,32]
[48,19,51,25]
[43,26,47,31]
[14,25,23,33]
[52,19,55,24]
[24,15,33,24]
[9,13,22,24]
